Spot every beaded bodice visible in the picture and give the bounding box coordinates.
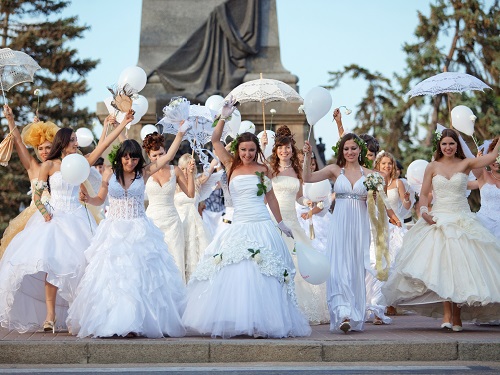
[431,173,469,214]
[477,183,500,220]
[48,172,82,212]
[107,175,145,220]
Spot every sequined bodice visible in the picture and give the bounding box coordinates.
[48,172,82,212]
[145,166,176,210]
[107,175,145,220]
[272,176,300,219]
[477,183,500,219]
[431,173,469,213]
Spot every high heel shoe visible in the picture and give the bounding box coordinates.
[440,322,452,329]
[452,325,463,332]
[339,320,351,333]
[43,318,56,334]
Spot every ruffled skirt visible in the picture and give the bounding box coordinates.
[0,206,94,332]
[66,216,186,338]
[383,210,500,322]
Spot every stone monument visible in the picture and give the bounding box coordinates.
[96,0,322,166]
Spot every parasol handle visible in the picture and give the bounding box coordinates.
[0,80,7,105]
[261,101,266,132]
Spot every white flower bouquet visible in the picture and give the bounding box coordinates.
[363,172,385,192]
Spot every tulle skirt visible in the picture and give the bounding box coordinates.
[66,216,186,338]
[383,211,500,322]
[0,206,94,332]
[183,219,311,338]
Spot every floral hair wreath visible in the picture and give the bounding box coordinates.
[331,136,372,168]
[431,130,442,155]
[107,143,122,167]
[229,134,240,154]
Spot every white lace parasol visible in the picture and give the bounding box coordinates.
[0,48,41,102]
[406,72,491,97]
[226,78,303,104]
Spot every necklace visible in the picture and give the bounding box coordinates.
[279,162,292,170]
[489,170,500,181]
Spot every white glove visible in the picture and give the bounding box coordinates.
[178,120,190,133]
[277,221,294,238]
[221,95,237,119]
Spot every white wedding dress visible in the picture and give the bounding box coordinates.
[174,190,211,281]
[182,175,311,338]
[327,168,370,332]
[383,173,500,322]
[66,176,186,338]
[271,176,329,324]
[476,183,500,239]
[0,171,95,332]
[145,166,186,281]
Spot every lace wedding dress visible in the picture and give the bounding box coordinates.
[0,172,95,332]
[271,175,329,324]
[182,175,311,338]
[145,165,186,281]
[383,173,500,322]
[67,176,186,338]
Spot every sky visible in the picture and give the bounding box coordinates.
[61,0,433,159]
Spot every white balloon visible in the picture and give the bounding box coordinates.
[303,87,332,125]
[205,95,224,113]
[303,179,331,202]
[295,241,330,285]
[75,128,94,148]
[140,124,158,140]
[451,105,476,136]
[406,159,429,196]
[256,130,275,159]
[225,109,241,138]
[61,153,90,186]
[118,66,147,92]
[239,120,255,134]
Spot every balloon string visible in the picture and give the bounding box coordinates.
[84,203,94,235]
[307,124,313,142]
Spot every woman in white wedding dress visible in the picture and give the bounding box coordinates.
[143,132,194,282]
[269,126,329,325]
[474,137,500,239]
[383,129,500,331]
[0,105,59,259]
[182,99,311,339]
[67,132,191,338]
[0,114,131,334]
[174,154,215,281]
[303,133,373,333]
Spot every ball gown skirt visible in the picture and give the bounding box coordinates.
[383,173,500,322]
[67,177,187,338]
[182,175,311,338]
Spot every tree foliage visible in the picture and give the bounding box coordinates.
[326,0,500,164]
[0,0,98,235]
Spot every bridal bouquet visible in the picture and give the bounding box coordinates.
[160,96,190,124]
[363,172,385,191]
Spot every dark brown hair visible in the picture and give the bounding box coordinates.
[270,125,302,183]
[336,133,366,168]
[434,128,466,161]
[227,132,267,182]
[46,128,74,161]
[487,137,499,154]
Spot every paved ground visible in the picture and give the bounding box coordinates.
[1,314,499,364]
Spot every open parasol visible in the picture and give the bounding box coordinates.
[225,73,303,131]
[0,48,41,103]
[406,72,491,98]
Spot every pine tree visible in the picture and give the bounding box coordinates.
[0,0,99,236]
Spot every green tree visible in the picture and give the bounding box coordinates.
[327,0,500,163]
[0,0,99,236]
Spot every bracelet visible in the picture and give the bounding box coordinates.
[420,206,429,215]
[220,117,227,121]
